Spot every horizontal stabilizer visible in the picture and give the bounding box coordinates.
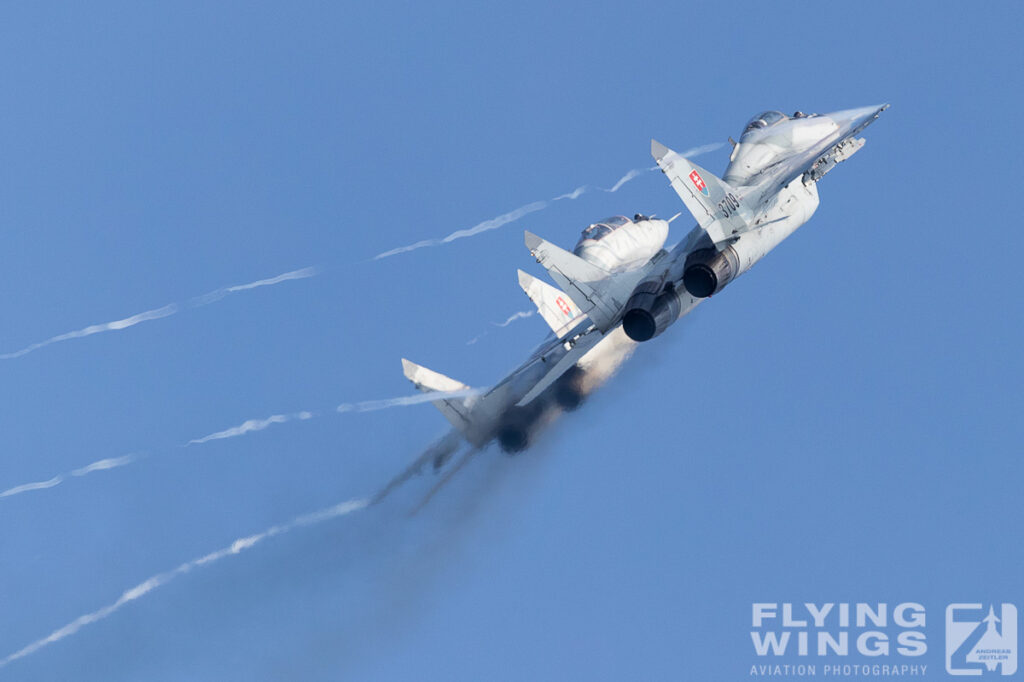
[401,358,475,434]
[524,231,618,330]
[651,139,753,243]
[517,269,588,339]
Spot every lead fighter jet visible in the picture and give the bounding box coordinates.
[376,105,887,507]
[519,104,888,401]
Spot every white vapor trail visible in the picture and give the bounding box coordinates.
[677,141,726,158]
[600,142,725,193]
[1,267,318,360]
[336,388,483,413]
[467,309,536,345]
[0,454,137,499]
[0,305,179,360]
[187,411,314,445]
[191,389,473,444]
[373,143,723,260]
[190,267,319,306]
[492,310,534,328]
[602,168,646,193]
[225,267,318,293]
[373,201,550,259]
[0,497,368,669]
[3,389,470,501]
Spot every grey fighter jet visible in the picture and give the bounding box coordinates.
[375,105,887,507]
[373,215,670,506]
[519,105,887,400]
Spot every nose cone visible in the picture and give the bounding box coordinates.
[825,104,890,128]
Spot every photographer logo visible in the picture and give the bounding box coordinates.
[946,603,1017,676]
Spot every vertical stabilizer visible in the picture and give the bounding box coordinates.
[651,139,753,242]
[516,269,587,338]
[523,231,619,330]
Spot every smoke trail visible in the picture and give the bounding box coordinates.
[0,477,63,498]
[336,388,483,413]
[190,267,319,306]
[678,141,725,158]
[3,388,468,501]
[0,305,179,360]
[467,310,536,345]
[192,389,476,444]
[186,411,314,445]
[602,168,646,193]
[1,267,318,360]
[553,185,587,201]
[0,454,137,500]
[375,185,588,260]
[373,144,722,260]
[373,201,549,259]
[601,143,725,193]
[492,310,534,328]
[0,496,368,669]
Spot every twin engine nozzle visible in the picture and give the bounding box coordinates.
[622,280,682,342]
[681,246,740,299]
[621,246,741,342]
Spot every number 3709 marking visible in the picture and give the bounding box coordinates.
[718,192,740,218]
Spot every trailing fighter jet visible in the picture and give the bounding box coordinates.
[520,105,888,398]
[372,215,669,506]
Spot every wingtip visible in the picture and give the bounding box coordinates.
[401,357,418,379]
[517,268,534,288]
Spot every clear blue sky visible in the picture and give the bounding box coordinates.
[0,2,1021,680]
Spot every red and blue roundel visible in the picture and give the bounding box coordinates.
[555,296,576,319]
[689,169,709,197]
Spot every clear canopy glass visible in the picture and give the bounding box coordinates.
[743,110,787,134]
[580,215,631,241]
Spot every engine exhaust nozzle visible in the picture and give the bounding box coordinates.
[682,246,740,298]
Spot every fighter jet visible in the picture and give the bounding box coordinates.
[518,105,888,399]
[375,105,887,506]
[373,215,671,506]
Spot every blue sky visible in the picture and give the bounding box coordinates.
[0,2,1021,680]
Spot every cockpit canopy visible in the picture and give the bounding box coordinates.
[580,215,631,241]
[742,110,787,134]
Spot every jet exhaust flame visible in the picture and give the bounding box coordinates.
[0,496,368,669]
[0,267,318,360]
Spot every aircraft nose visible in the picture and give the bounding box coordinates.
[825,104,890,126]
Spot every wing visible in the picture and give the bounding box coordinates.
[523,231,620,330]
